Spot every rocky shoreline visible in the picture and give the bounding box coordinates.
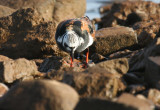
[0,0,160,110]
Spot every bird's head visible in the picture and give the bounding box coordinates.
[63,30,84,52]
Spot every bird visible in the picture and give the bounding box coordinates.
[55,16,95,67]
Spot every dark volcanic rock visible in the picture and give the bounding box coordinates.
[0,58,39,83]
[145,56,160,89]
[75,98,136,110]
[117,93,154,110]
[0,5,15,17]
[90,26,137,56]
[0,80,79,110]
[127,38,160,88]
[0,8,67,59]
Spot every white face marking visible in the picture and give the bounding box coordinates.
[63,31,83,52]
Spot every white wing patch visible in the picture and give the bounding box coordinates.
[87,34,94,47]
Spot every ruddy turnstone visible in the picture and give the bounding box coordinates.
[55,16,95,67]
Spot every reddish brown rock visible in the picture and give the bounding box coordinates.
[0,58,39,83]
[91,53,107,63]
[0,55,11,62]
[39,56,84,73]
[62,67,126,99]
[0,8,67,59]
[90,58,129,75]
[0,0,54,22]
[53,0,86,24]
[90,26,137,56]
[133,20,160,47]
[148,89,160,106]
[0,80,79,110]
[98,1,160,28]
[0,83,8,97]
[117,93,154,110]
[0,5,15,17]
[0,0,86,23]
[108,49,139,60]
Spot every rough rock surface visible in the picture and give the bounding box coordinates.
[90,58,129,75]
[0,5,15,17]
[0,8,67,59]
[117,93,154,110]
[98,1,160,28]
[0,58,39,83]
[133,20,160,47]
[53,0,86,24]
[62,67,126,99]
[148,89,160,106]
[90,26,137,56]
[0,83,8,97]
[0,0,86,23]
[39,56,85,73]
[0,80,79,110]
[0,0,55,22]
[0,55,11,62]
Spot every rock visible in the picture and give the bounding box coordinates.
[0,55,12,62]
[90,26,137,56]
[108,49,139,60]
[127,37,160,88]
[98,1,160,28]
[0,0,86,23]
[53,0,86,23]
[62,67,126,99]
[39,56,84,73]
[0,83,8,97]
[128,49,145,72]
[133,20,160,47]
[0,58,39,83]
[0,0,55,22]
[74,98,136,110]
[91,53,107,63]
[0,80,79,110]
[0,5,15,17]
[0,8,67,59]
[148,89,160,105]
[145,56,160,89]
[125,84,146,94]
[90,58,129,75]
[117,93,154,110]
[123,72,145,85]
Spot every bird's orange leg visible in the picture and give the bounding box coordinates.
[86,48,89,64]
[70,56,73,67]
